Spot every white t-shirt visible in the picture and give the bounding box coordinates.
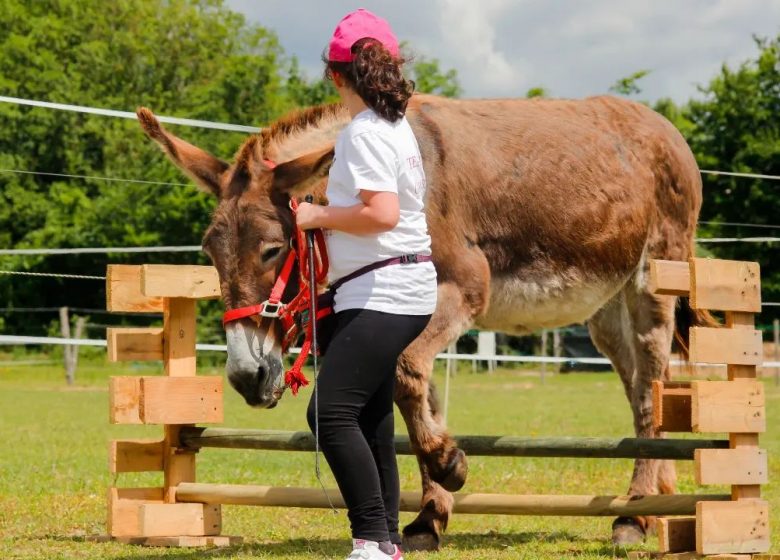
[325,108,437,315]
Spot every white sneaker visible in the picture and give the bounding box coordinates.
[346,539,403,560]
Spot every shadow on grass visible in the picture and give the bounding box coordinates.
[440,531,639,557]
[30,532,643,559]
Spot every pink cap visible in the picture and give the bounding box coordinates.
[328,9,400,62]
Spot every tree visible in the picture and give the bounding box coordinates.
[609,69,651,96]
[0,0,316,335]
[408,54,462,98]
[525,87,549,98]
[685,35,780,319]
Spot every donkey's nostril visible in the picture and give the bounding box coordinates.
[257,362,270,384]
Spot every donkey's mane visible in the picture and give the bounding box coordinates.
[260,104,342,150]
[241,103,349,164]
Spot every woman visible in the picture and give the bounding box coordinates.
[295,8,437,560]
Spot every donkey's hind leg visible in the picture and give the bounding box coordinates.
[395,282,479,551]
[590,281,677,545]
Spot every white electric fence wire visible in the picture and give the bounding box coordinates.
[0,95,262,133]
[700,221,780,230]
[699,169,780,181]
[0,270,105,280]
[3,335,780,368]
[697,237,780,243]
[3,234,780,259]
[0,246,201,256]
[2,96,780,181]
[0,168,191,187]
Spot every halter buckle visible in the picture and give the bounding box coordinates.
[260,301,284,318]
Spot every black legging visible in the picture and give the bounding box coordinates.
[306,308,431,544]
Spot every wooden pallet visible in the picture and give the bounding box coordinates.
[97,265,239,546]
[650,258,769,557]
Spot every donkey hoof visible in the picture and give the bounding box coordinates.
[402,530,440,552]
[436,448,468,492]
[611,516,646,545]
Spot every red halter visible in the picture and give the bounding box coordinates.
[222,193,329,396]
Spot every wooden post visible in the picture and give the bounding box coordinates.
[553,328,562,374]
[104,264,240,546]
[774,318,779,386]
[160,297,197,502]
[60,306,73,384]
[59,307,85,385]
[689,259,768,555]
[650,257,770,556]
[443,341,456,423]
[540,329,548,384]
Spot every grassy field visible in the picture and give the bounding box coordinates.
[1,357,778,559]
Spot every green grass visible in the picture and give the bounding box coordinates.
[1,358,778,559]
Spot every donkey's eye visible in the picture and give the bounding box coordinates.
[261,245,282,262]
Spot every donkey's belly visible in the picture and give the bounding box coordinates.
[475,271,628,335]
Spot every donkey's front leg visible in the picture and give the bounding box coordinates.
[395,282,482,550]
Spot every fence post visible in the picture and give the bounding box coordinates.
[59,306,85,385]
[774,319,779,386]
[443,341,456,423]
[540,329,548,384]
[59,307,74,385]
[553,328,562,374]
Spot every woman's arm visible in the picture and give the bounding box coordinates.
[296,190,399,235]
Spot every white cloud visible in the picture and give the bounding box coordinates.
[226,0,780,103]
[435,0,520,93]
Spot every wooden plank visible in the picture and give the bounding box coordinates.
[696,499,769,554]
[107,328,163,362]
[180,426,727,459]
[177,483,729,515]
[110,535,242,547]
[163,425,196,503]
[729,434,763,499]
[163,298,196,377]
[137,503,221,537]
[652,380,692,432]
[658,517,696,553]
[725,312,760,380]
[691,380,765,433]
[109,377,142,424]
[140,376,223,424]
[107,487,163,537]
[690,258,761,312]
[628,553,753,560]
[141,265,220,299]
[649,260,691,296]
[106,265,163,313]
[695,448,768,485]
[110,440,164,473]
[689,327,763,365]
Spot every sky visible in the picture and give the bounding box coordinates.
[226,0,779,103]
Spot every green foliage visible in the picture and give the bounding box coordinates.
[0,0,324,335]
[525,87,549,98]
[609,69,651,96]
[409,55,462,98]
[285,57,339,106]
[685,35,780,317]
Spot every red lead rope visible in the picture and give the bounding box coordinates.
[222,198,329,396]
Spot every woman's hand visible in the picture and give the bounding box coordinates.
[296,191,399,234]
[295,202,325,230]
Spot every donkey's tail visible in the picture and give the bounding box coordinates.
[674,296,718,360]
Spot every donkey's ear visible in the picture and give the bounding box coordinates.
[271,146,334,196]
[137,107,229,196]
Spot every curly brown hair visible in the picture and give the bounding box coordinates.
[325,38,415,122]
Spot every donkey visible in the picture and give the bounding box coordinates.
[136,93,706,549]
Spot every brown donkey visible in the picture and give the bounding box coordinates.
[137,93,705,548]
